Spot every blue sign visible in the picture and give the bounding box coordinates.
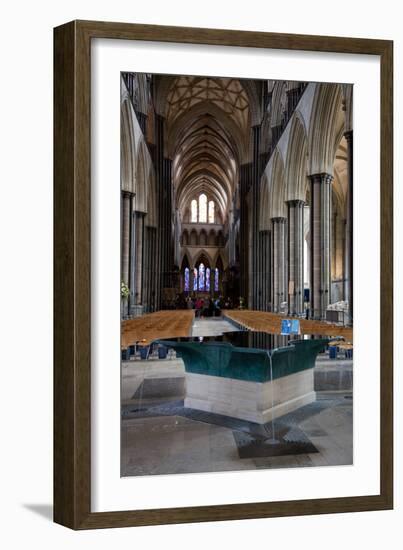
[291,319,300,334]
[281,319,300,335]
[281,319,291,335]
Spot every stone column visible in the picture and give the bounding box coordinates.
[154,113,170,308]
[266,229,272,311]
[122,191,134,317]
[239,165,250,304]
[134,212,145,307]
[143,226,150,312]
[260,229,271,311]
[309,173,332,319]
[272,217,287,312]
[142,226,151,312]
[287,200,305,315]
[121,191,132,286]
[239,126,261,309]
[251,125,261,310]
[344,130,353,324]
[257,230,264,310]
[163,158,173,289]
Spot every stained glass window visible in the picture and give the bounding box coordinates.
[214,268,219,292]
[208,201,215,223]
[206,268,210,291]
[191,199,198,222]
[198,263,205,291]
[199,194,207,223]
[184,267,190,292]
[193,268,198,291]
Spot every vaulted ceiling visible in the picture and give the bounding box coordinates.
[166,76,250,133]
[161,76,252,224]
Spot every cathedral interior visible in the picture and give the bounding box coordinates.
[121,73,353,322]
[120,73,353,477]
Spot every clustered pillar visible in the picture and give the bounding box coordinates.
[309,173,332,319]
[121,191,132,286]
[154,114,174,308]
[121,191,134,317]
[257,229,271,311]
[239,169,249,304]
[239,125,263,309]
[142,226,157,313]
[133,212,145,307]
[287,200,305,315]
[250,126,261,310]
[344,130,353,324]
[271,217,287,312]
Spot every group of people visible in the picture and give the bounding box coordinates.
[165,293,237,312]
[189,296,217,317]
[183,295,233,317]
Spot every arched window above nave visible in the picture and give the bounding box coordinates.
[189,194,216,224]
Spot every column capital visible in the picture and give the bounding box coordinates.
[287,199,306,208]
[271,216,287,224]
[122,190,135,199]
[309,173,333,185]
[134,210,146,218]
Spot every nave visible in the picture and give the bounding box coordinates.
[121,74,353,324]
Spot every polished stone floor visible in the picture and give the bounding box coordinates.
[192,316,240,336]
[121,318,353,477]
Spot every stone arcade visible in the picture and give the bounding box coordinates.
[120,73,353,476]
[121,74,353,322]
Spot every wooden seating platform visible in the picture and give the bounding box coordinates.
[121,310,194,348]
[224,310,353,343]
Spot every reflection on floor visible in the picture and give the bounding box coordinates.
[121,318,353,477]
[192,316,239,337]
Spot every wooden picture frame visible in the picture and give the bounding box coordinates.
[54,20,393,529]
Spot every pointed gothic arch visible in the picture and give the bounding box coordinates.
[194,251,212,272]
[120,98,136,194]
[308,83,344,175]
[181,254,190,270]
[285,113,308,201]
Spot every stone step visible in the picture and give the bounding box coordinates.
[314,364,353,391]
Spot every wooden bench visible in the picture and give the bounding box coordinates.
[121,310,194,348]
[224,309,353,342]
